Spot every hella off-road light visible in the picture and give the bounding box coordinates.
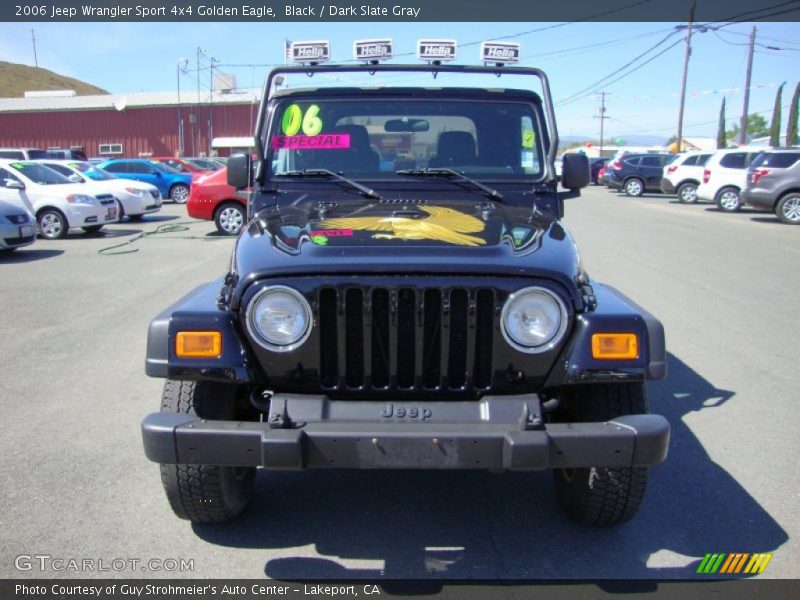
[501,287,568,353]
[247,286,312,352]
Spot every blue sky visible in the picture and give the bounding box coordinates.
[1,21,798,140]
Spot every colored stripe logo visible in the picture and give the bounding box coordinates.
[697,553,773,574]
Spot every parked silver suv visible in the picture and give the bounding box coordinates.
[742,148,800,224]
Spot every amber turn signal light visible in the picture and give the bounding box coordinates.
[591,333,638,360]
[176,331,222,358]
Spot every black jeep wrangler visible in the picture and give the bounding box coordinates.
[141,63,669,526]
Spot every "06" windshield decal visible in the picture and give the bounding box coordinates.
[281,104,323,136]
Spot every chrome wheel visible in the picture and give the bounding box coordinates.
[678,184,697,203]
[170,185,189,204]
[38,211,66,239]
[625,179,643,197]
[718,189,741,211]
[217,205,245,235]
[778,195,800,224]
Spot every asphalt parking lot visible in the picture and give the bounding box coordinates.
[1,187,797,580]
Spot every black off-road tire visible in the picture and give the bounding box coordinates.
[553,383,650,526]
[158,380,255,523]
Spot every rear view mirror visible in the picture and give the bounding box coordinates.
[227,153,252,190]
[384,118,430,133]
[3,179,24,190]
[561,153,590,190]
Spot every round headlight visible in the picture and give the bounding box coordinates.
[501,287,568,353]
[246,286,312,352]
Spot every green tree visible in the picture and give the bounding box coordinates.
[717,98,727,149]
[726,114,769,144]
[786,82,800,147]
[770,83,785,147]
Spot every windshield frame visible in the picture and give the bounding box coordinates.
[264,95,549,185]
[255,64,559,184]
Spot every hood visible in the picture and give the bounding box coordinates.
[0,198,34,217]
[230,196,585,308]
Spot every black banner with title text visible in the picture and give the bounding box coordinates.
[2,0,800,22]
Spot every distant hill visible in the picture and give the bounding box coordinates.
[0,61,107,98]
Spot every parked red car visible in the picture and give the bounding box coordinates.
[150,157,221,179]
[186,168,248,235]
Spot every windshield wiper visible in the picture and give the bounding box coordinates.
[276,169,380,200]
[395,167,503,200]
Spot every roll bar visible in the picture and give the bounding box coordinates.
[252,64,560,183]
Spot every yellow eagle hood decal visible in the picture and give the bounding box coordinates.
[314,205,487,247]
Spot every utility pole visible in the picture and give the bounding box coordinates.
[209,57,215,157]
[676,0,696,154]
[196,46,202,156]
[594,91,610,156]
[739,26,757,145]
[31,29,38,67]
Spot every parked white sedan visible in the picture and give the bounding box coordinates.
[36,160,162,220]
[0,160,119,239]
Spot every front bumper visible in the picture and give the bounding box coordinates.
[142,396,669,471]
[1,221,36,249]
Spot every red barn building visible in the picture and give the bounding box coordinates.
[0,88,260,158]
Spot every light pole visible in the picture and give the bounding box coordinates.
[176,58,188,157]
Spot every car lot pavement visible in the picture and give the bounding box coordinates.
[0,189,797,579]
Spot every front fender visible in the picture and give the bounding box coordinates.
[545,283,666,387]
[145,279,262,384]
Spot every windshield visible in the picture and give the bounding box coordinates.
[152,162,180,174]
[267,98,545,181]
[70,162,116,181]
[8,162,70,185]
[186,158,220,170]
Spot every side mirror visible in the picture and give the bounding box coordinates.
[560,153,591,190]
[67,174,83,183]
[4,179,24,190]
[227,153,252,190]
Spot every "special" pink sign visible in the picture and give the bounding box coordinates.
[271,134,351,150]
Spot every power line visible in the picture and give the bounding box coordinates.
[557,33,682,106]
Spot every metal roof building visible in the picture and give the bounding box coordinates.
[0,88,261,158]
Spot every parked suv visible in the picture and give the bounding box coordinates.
[742,148,800,224]
[140,61,669,527]
[99,159,192,203]
[46,147,88,161]
[696,148,761,211]
[659,151,712,203]
[607,153,676,196]
[0,148,50,160]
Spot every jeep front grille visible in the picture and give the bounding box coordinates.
[318,286,495,392]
